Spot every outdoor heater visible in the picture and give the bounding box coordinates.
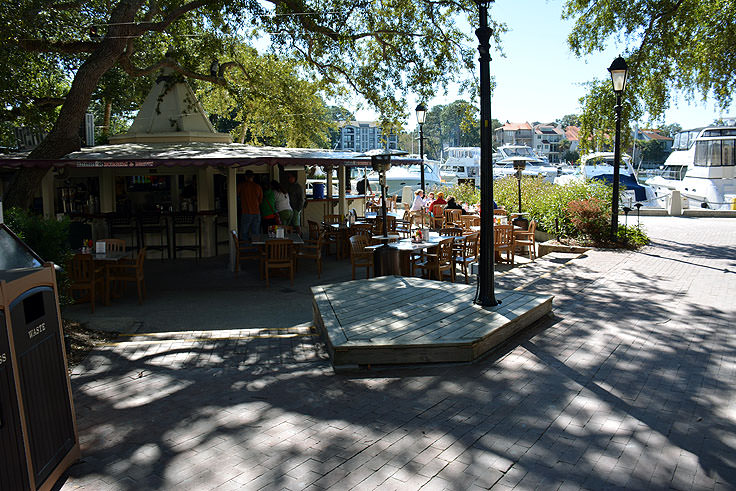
[359,149,407,276]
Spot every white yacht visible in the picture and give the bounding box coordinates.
[366,159,442,196]
[555,152,657,205]
[646,123,736,209]
[441,147,480,185]
[494,144,559,182]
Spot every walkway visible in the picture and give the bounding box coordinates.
[61,216,736,490]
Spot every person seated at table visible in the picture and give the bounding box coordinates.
[445,196,465,214]
[410,189,425,212]
[260,181,280,231]
[429,192,447,211]
[356,176,372,195]
[424,191,435,208]
[272,180,293,227]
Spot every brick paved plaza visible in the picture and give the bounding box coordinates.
[62,216,736,490]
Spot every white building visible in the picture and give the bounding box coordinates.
[337,121,398,152]
[533,124,565,163]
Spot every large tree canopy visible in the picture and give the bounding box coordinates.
[1,0,505,207]
[564,0,736,153]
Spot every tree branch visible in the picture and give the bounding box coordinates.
[129,0,212,35]
[17,39,97,54]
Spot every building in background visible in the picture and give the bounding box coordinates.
[533,124,565,163]
[493,121,533,147]
[336,121,398,152]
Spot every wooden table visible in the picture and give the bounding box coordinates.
[80,251,132,305]
[366,232,455,276]
[250,233,304,245]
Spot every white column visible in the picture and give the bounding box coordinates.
[41,169,55,219]
[227,167,238,271]
[326,166,334,218]
[338,165,346,219]
[198,167,215,256]
[100,172,115,212]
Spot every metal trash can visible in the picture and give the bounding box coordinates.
[373,244,400,276]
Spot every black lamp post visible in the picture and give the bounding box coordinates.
[416,103,427,192]
[608,56,628,242]
[513,161,526,213]
[474,0,497,307]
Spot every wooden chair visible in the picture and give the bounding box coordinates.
[439,226,463,237]
[107,247,147,304]
[453,232,479,284]
[68,254,106,313]
[413,237,455,282]
[410,211,431,230]
[395,210,412,238]
[308,220,322,241]
[98,238,126,254]
[430,204,446,229]
[494,224,515,265]
[514,219,537,260]
[373,215,396,236]
[443,208,462,226]
[459,215,480,231]
[349,234,374,279]
[263,239,294,287]
[322,214,342,258]
[232,230,264,275]
[296,232,324,278]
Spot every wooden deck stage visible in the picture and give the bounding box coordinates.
[311,276,553,368]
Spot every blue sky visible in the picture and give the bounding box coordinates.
[353,1,728,131]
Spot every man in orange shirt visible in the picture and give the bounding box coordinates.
[237,170,263,241]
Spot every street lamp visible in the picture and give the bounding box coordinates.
[415,103,427,193]
[608,55,628,242]
[474,0,497,307]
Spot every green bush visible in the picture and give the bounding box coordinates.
[5,207,72,267]
[434,181,480,206]
[619,224,650,247]
[5,208,74,303]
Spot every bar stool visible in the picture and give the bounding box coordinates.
[104,213,139,252]
[138,212,169,260]
[171,212,201,259]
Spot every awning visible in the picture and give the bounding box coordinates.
[0,142,421,169]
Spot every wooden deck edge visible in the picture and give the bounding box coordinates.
[471,296,553,358]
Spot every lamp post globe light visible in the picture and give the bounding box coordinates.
[415,103,427,193]
[474,0,497,307]
[608,56,628,242]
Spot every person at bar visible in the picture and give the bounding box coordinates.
[237,170,262,242]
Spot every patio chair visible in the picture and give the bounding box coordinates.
[296,231,324,278]
[263,239,294,287]
[412,237,455,282]
[106,247,147,304]
[443,208,462,226]
[439,226,463,237]
[395,210,412,238]
[453,232,479,284]
[232,230,264,275]
[68,253,106,313]
[430,204,446,229]
[322,214,343,258]
[98,238,126,254]
[514,220,537,260]
[494,224,514,265]
[459,215,480,231]
[349,234,374,279]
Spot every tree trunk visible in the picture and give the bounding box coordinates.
[103,100,112,139]
[1,0,145,210]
